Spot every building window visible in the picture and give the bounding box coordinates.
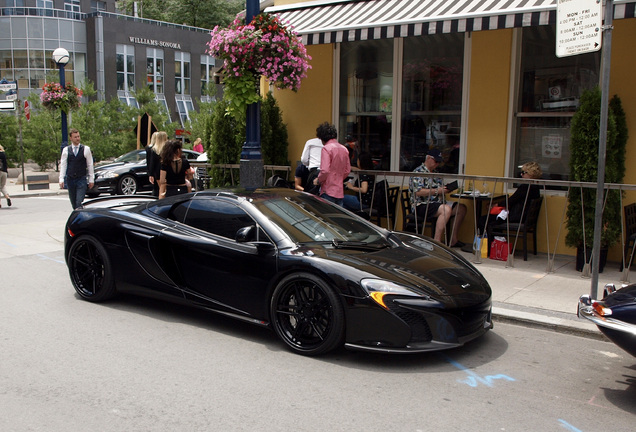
[513,26,600,181]
[400,33,464,173]
[146,48,164,93]
[338,39,394,171]
[36,0,53,8]
[64,0,80,19]
[176,96,194,126]
[116,44,135,92]
[175,51,191,95]
[200,54,215,99]
[90,0,106,12]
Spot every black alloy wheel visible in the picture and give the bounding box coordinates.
[271,273,344,355]
[68,235,116,302]
[117,174,138,195]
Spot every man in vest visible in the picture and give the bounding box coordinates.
[59,128,94,209]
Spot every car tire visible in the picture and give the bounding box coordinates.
[117,174,138,195]
[270,273,345,356]
[67,235,116,302]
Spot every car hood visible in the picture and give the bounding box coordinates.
[306,234,491,305]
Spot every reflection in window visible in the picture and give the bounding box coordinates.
[200,54,215,100]
[400,34,464,173]
[339,39,393,171]
[514,26,600,181]
[146,48,164,93]
[180,199,257,240]
[116,44,134,91]
[175,51,191,95]
[175,95,194,126]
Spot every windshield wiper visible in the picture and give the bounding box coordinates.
[332,239,389,250]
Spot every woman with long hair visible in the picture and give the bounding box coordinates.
[147,131,168,197]
[159,140,192,199]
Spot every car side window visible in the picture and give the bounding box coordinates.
[182,199,262,241]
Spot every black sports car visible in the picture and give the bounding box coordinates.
[87,148,201,197]
[578,284,636,357]
[65,189,493,355]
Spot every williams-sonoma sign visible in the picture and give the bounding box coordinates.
[129,37,181,49]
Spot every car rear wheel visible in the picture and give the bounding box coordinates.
[271,273,344,356]
[117,174,138,195]
[68,235,116,302]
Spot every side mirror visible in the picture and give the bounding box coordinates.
[235,225,257,242]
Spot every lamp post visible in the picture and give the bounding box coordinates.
[240,0,263,190]
[52,47,70,154]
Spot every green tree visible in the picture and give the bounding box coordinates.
[132,86,176,137]
[187,98,216,153]
[0,111,19,166]
[565,88,622,250]
[260,92,289,166]
[116,0,242,28]
[22,92,61,170]
[209,98,244,187]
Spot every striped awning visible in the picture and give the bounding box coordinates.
[265,0,636,45]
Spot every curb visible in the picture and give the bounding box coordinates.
[492,306,606,341]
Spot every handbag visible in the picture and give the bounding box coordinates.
[490,236,511,261]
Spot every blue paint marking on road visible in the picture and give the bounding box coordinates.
[37,253,66,264]
[558,419,583,432]
[441,354,515,388]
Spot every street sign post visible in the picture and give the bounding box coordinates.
[556,0,603,57]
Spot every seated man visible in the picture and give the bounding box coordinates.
[409,149,467,247]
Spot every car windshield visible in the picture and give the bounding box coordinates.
[114,151,145,163]
[253,193,387,245]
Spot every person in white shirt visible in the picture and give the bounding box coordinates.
[59,128,95,209]
[301,137,323,170]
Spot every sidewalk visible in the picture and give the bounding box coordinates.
[4,168,619,342]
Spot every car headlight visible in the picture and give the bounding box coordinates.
[100,171,119,179]
[361,278,424,309]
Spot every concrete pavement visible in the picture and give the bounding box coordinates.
[2,166,623,342]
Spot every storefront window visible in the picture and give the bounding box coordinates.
[339,39,393,170]
[514,26,600,181]
[400,34,464,172]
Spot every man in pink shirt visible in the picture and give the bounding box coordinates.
[315,122,351,206]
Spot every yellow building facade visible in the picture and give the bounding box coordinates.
[268,0,636,261]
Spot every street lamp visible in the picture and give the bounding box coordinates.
[52,47,70,154]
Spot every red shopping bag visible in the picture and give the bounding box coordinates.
[490,237,511,261]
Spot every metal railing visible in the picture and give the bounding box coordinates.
[356,170,636,283]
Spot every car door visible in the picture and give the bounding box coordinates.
[159,197,278,321]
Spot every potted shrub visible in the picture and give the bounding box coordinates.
[565,88,627,272]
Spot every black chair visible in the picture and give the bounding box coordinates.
[400,189,437,236]
[488,196,543,261]
[620,203,636,271]
[370,185,399,229]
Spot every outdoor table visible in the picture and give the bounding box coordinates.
[451,193,505,217]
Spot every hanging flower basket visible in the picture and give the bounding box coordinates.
[207,12,312,118]
[40,82,83,113]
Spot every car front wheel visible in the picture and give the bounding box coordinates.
[117,174,138,195]
[270,273,344,356]
[67,235,116,302]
